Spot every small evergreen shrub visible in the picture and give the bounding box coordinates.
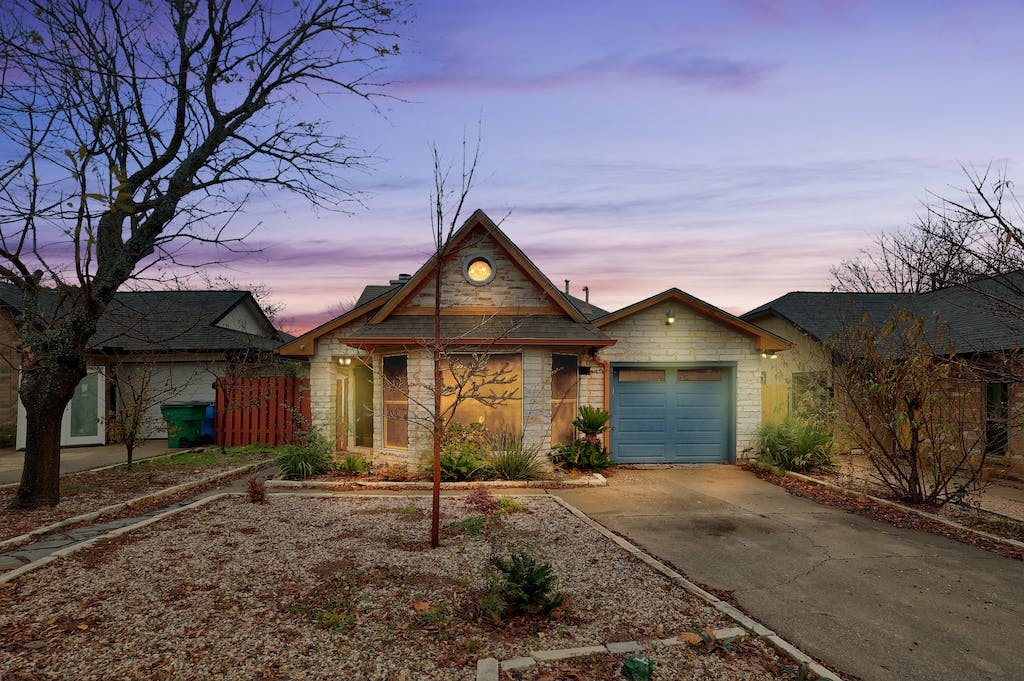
[756,416,835,472]
[490,551,565,616]
[450,514,487,536]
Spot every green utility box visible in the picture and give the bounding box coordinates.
[160,402,208,448]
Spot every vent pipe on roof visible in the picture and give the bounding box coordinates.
[390,273,412,286]
[929,272,942,291]
[564,279,570,295]
[582,285,591,313]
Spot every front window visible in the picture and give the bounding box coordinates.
[551,354,578,446]
[383,354,408,449]
[440,353,522,433]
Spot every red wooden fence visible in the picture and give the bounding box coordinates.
[215,376,311,447]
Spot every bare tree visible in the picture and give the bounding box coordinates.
[106,360,188,465]
[833,165,1023,298]
[829,311,994,506]
[0,0,406,508]
[831,217,983,293]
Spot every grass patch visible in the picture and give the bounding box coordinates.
[496,497,527,514]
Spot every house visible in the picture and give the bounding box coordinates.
[0,285,290,448]
[277,210,790,465]
[742,273,1024,457]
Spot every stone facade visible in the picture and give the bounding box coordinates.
[595,302,763,459]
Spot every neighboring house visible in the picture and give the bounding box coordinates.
[278,210,789,466]
[0,285,290,448]
[742,273,1024,457]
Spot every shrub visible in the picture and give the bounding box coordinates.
[246,476,267,503]
[277,443,333,479]
[438,448,487,481]
[465,486,499,514]
[486,429,544,480]
[550,439,613,472]
[573,405,612,439]
[380,463,414,482]
[450,514,487,536]
[490,551,565,616]
[335,452,371,476]
[756,417,835,472]
[496,497,527,514]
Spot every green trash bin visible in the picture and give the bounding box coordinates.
[160,402,208,448]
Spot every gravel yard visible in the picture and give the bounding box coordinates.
[0,494,793,680]
[0,448,270,543]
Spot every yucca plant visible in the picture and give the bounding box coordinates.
[486,428,544,480]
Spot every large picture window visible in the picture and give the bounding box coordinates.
[383,354,408,449]
[441,353,522,433]
[551,354,579,446]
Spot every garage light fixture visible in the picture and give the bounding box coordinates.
[665,309,676,325]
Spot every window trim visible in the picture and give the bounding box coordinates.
[462,253,496,286]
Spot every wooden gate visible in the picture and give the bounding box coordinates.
[215,376,311,447]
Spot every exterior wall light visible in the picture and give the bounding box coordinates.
[760,351,768,359]
[665,309,676,325]
[338,357,353,365]
[770,353,778,360]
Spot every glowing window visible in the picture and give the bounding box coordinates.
[464,255,495,285]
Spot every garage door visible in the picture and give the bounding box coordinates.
[611,366,732,463]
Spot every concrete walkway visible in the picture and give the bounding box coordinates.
[553,465,1024,681]
[0,441,186,485]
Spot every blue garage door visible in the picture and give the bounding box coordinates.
[611,366,732,463]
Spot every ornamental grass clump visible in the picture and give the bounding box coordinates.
[756,416,835,473]
[277,428,335,479]
[485,428,544,480]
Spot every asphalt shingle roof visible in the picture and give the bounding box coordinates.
[743,273,1024,355]
[0,284,284,353]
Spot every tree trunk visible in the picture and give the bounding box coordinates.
[11,351,87,509]
[431,247,443,549]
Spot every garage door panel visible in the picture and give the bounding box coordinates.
[612,365,731,464]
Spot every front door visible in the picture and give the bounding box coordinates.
[16,366,107,449]
[63,368,106,446]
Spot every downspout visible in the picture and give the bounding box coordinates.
[590,348,612,451]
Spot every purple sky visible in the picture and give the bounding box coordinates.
[208,0,1024,332]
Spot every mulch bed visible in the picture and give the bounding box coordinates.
[0,495,795,680]
[744,465,1024,561]
[0,450,270,545]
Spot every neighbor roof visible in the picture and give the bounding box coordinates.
[0,284,285,353]
[743,272,1024,354]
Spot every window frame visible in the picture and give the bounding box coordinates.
[382,353,409,450]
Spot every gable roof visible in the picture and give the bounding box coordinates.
[742,272,1024,355]
[593,288,791,352]
[369,210,589,325]
[0,284,285,353]
[278,210,614,357]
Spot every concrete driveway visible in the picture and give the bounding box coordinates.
[554,465,1024,681]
